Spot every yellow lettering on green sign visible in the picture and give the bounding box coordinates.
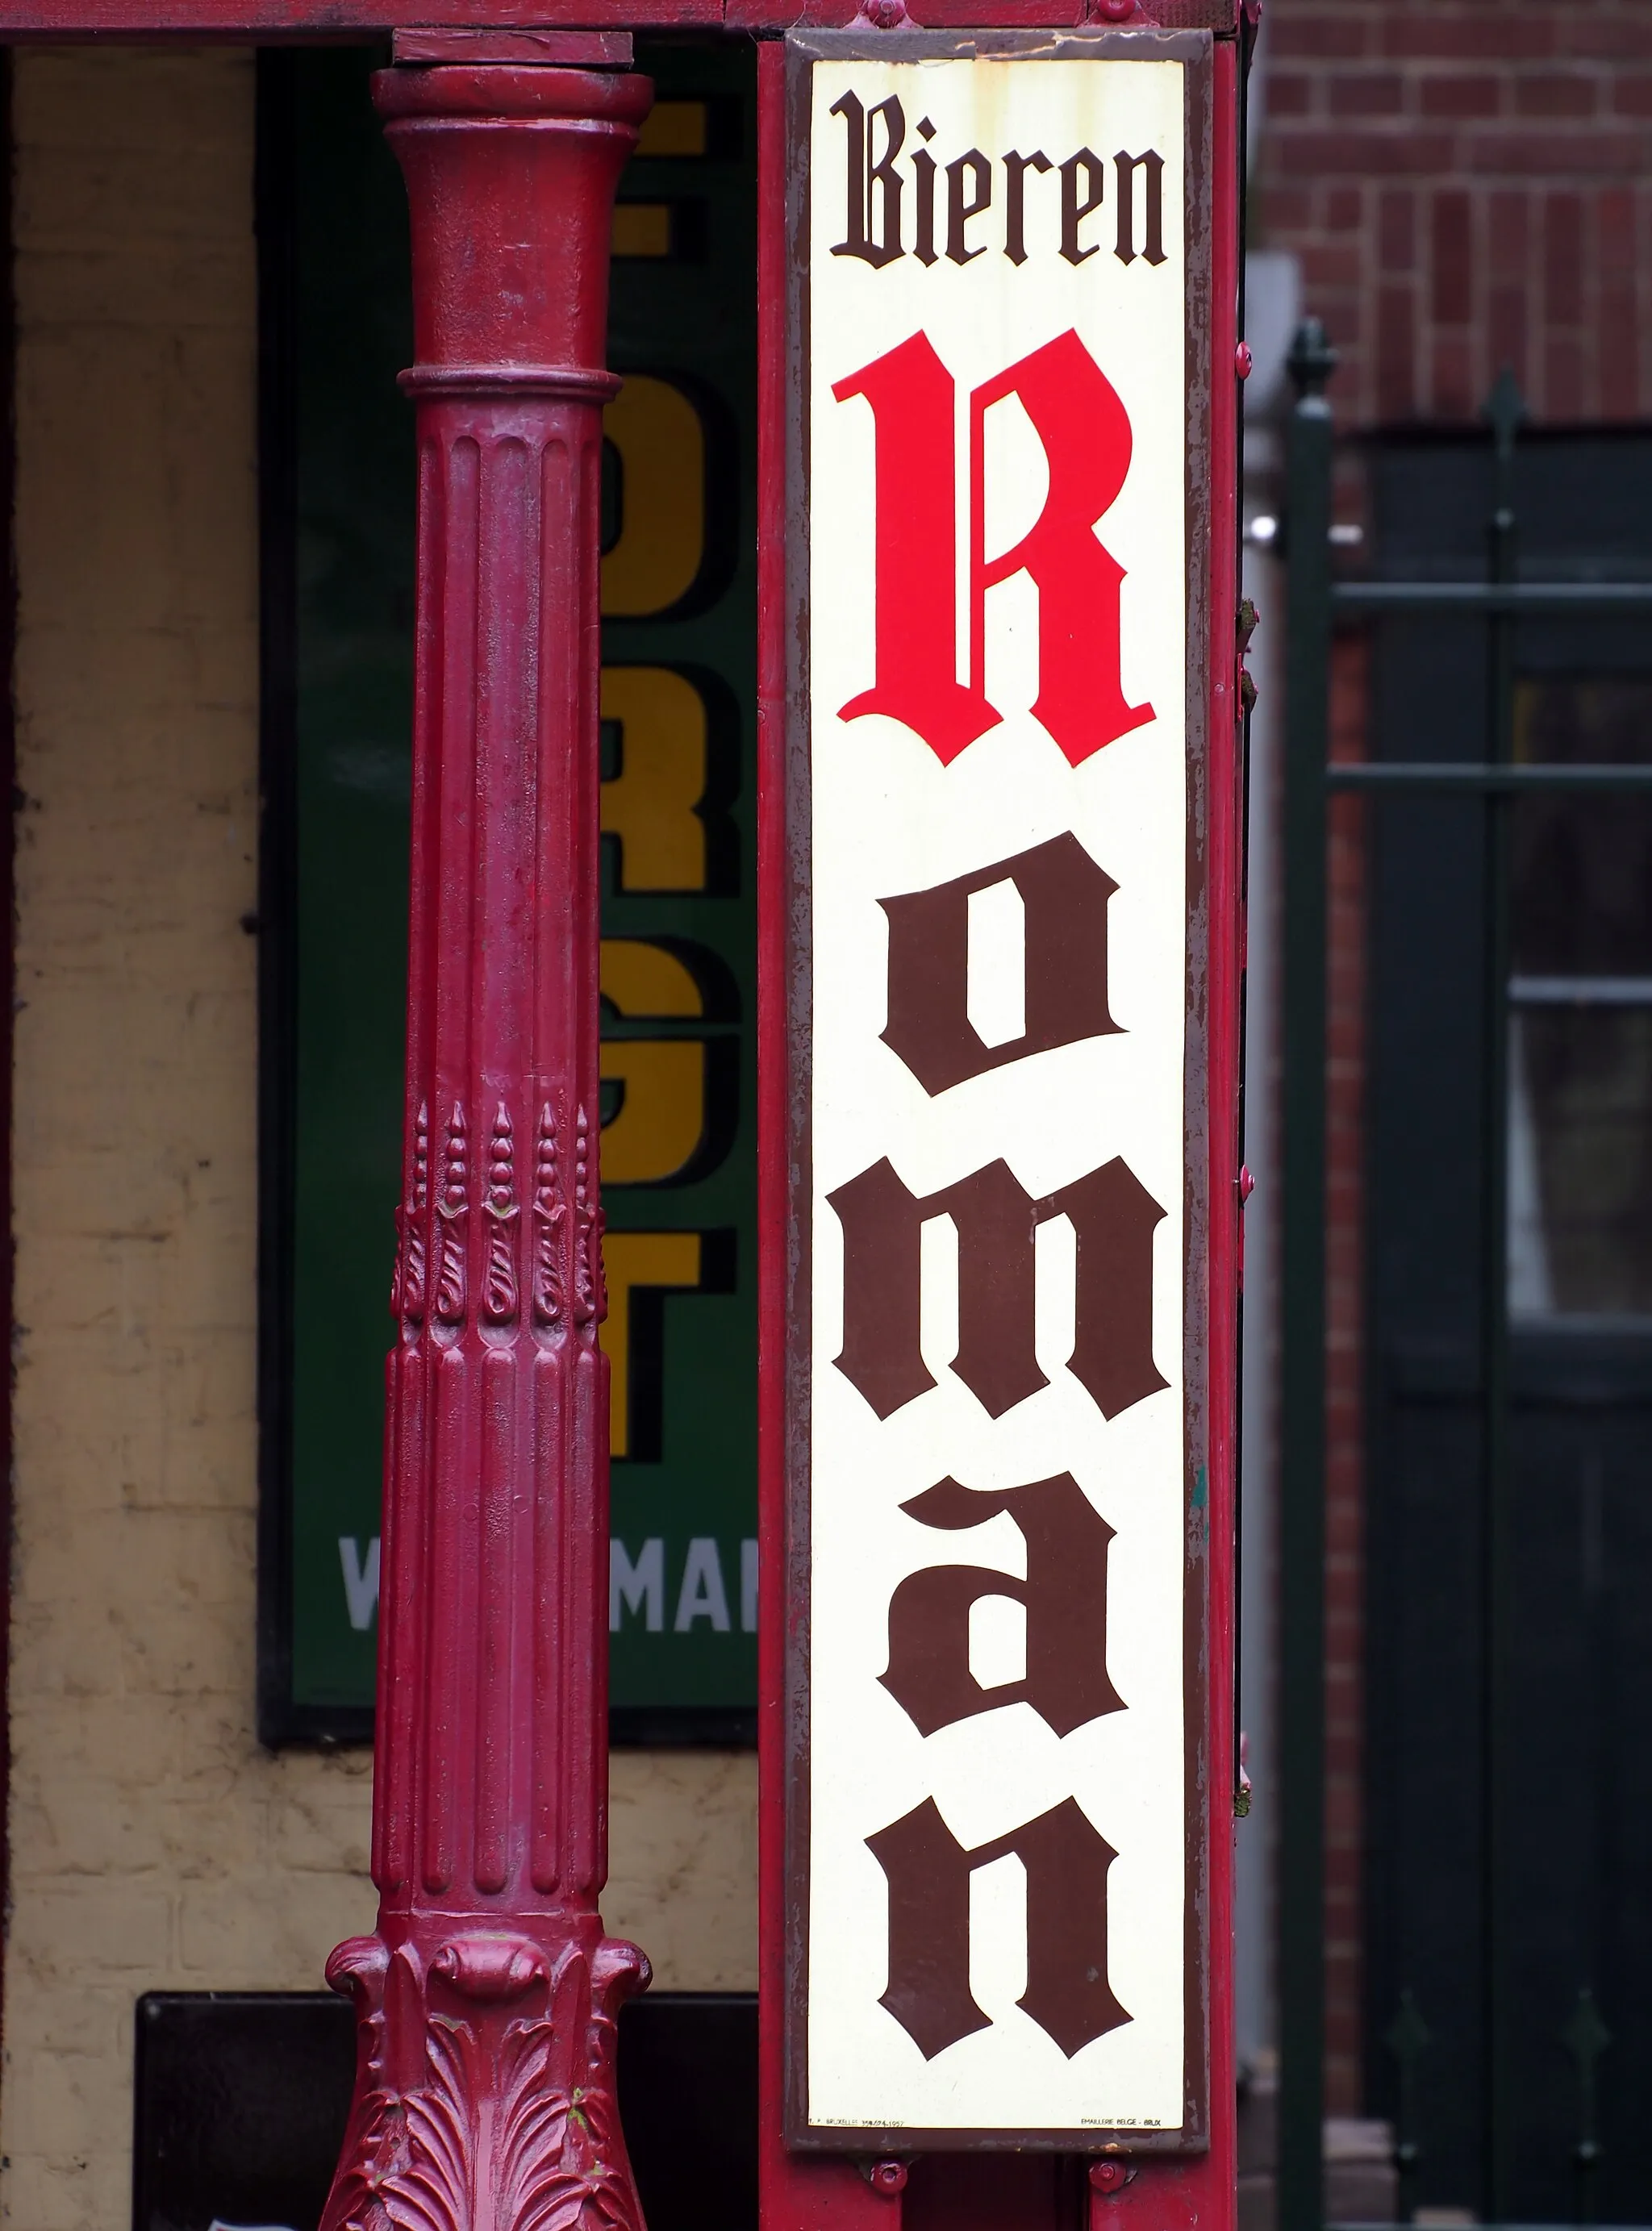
[600,1231,704,1457]
[601,377,703,616]
[599,667,709,893]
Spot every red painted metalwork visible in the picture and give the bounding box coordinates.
[392,29,636,64]
[757,20,1244,2231]
[0,0,1237,36]
[0,51,15,2093]
[1082,32,1241,2231]
[315,57,657,2231]
[755,43,904,2231]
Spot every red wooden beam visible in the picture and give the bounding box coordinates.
[391,27,636,62]
[315,52,659,2231]
[0,0,1234,40]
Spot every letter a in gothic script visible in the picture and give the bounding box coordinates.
[794,33,1208,2147]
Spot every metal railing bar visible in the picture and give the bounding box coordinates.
[1478,360,1523,2229]
[1510,975,1652,1006]
[1332,582,1652,614]
[1278,315,1337,2231]
[1326,763,1652,793]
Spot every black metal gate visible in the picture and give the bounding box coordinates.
[1275,327,1652,2231]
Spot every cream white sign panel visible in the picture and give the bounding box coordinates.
[803,50,1192,2137]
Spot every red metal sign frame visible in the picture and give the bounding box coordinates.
[784,21,1218,2158]
[757,16,1241,2226]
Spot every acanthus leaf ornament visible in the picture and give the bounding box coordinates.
[394,1102,431,1324]
[572,1106,606,1328]
[316,1931,651,2231]
[532,1102,566,1329]
[434,1101,469,1328]
[483,1100,520,1326]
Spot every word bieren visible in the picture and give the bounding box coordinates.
[832,91,1166,272]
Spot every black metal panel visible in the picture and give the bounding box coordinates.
[133,1991,758,2231]
[1360,436,1652,2223]
[133,1994,356,2231]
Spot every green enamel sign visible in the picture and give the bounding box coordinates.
[263,41,758,1743]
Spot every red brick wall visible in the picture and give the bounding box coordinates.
[1257,0,1652,427]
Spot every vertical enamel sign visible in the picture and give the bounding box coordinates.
[780,28,1222,2154]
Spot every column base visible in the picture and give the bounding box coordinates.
[319,1916,652,2231]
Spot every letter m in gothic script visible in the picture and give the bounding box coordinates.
[827,1155,1168,1421]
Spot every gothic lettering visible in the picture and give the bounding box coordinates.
[1053,1157,1170,1417]
[831,90,905,269]
[867,1795,1129,2060]
[828,92,1170,271]
[971,331,1154,765]
[1003,149,1051,265]
[807,56,1189,2124]
[912,115,939,266]
[946,148,992,265]
[827,1153,1166,1423]
[836,330,1151,768]
[880,832,1120,1095]
[824,1157,935,1420]
[1114,148,1166,267]
[1058,148,1106,265]
[882,1472,1124,1737]
[831,336,1001,765]
[946,1161,1045,1416]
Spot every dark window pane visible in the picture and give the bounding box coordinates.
[1512,678,1652,977]
[1511,1008,1652,1317]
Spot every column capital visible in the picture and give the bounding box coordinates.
[374,62,653,387]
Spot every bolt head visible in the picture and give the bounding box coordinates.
[1095,0,1137,19]
[1090,2160,1128,2194]
[1235,341,1254,379]
[871,2162,908,2196]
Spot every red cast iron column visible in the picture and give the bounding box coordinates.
[319,53,654,2231]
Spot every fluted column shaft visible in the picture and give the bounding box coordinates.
[319,58,654,2231]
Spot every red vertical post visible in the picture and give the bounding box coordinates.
[755,42,905,2231]
[317,53,655,2231]
[1087,33,1241,2231]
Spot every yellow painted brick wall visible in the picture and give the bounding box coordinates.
[2,50,754,2229]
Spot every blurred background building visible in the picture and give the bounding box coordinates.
[1240,4,1652,2225]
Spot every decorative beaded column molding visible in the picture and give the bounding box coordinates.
[318,52,655,2231]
